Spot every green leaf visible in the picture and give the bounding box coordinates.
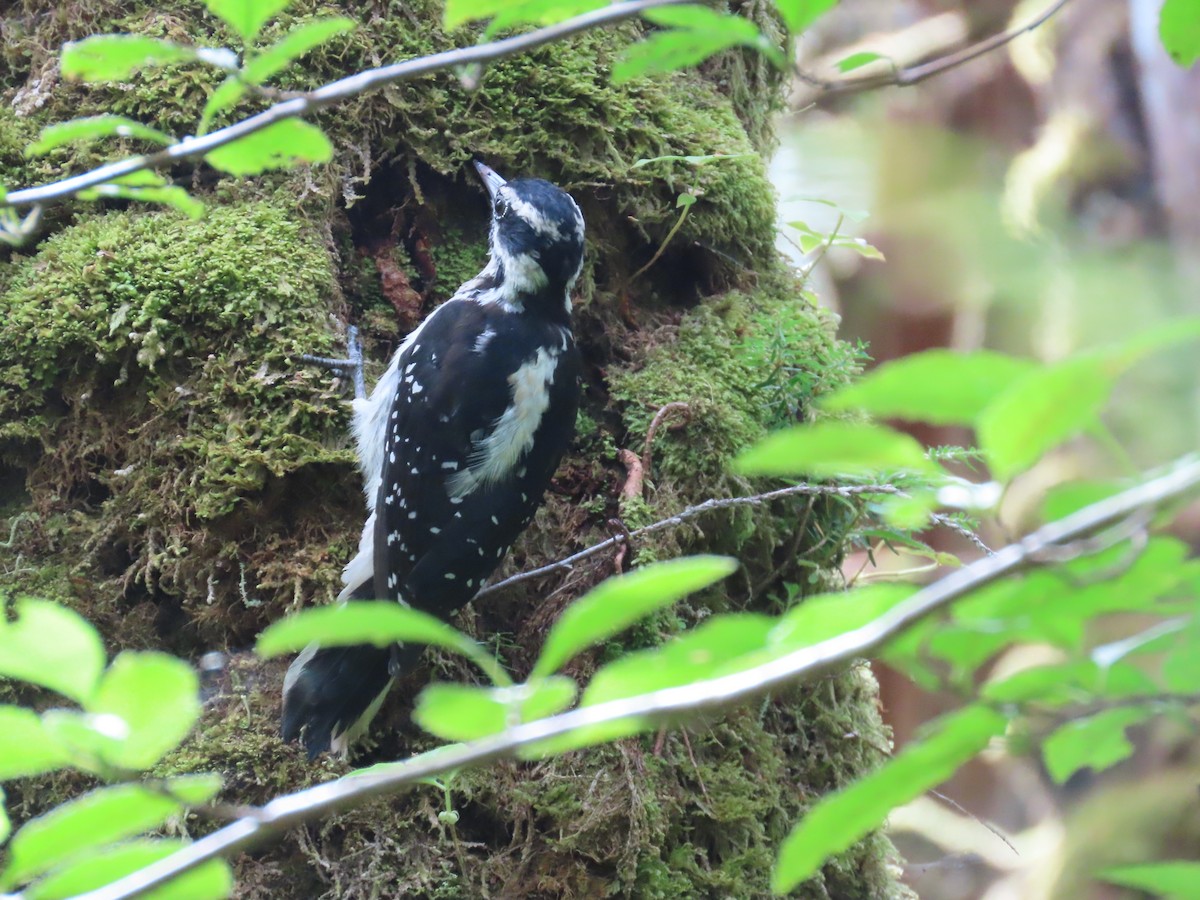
[1042,707,1151,783]
[26,116,174,157]
[257,601,476,658]
[163,772,223,805]
[613,6,776,84]
[583,614,775,706]
[1160,0,1200,66]
[0,707,70,779]
[977,353,1114,480]
[517,715,649,760]
[837,51,885,72]
[413,684,509,742]
[0,597,105,703]
[1040,479,1123,521]
[199,78,247,132]
[0,789,9,846]
[87,652,200,770]
[771,584,917,651]
[39,711,127,776]
[772,705,1007,892]
[78,174,205,220]
[243,17,356,84]
[531,555,739,677]
[204,120,332,175]
[521,676,577,721]
[25,840,231,900]
[1100,860,1200,896]
[821,350,1036,426]
[979,324,1200,480]
[60,35,197,82]
[733,422,937,477]
[443,0,603,31]
[774,0,839,35]
[3,785,182,886]
[204,0,291,42]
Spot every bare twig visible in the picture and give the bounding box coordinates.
[64,455,1200,900]
[617,449,644,502]
[641,401,691,478]
[796,0,1072,97]
[0,0,688,212]
[474,481,903,601]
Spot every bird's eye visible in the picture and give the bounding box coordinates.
[494,198,509,218]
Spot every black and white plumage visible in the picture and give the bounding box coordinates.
[282,162,585,757]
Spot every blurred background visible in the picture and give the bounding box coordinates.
[768,0,1200,897]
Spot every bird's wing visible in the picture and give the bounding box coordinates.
[374,301,579,615]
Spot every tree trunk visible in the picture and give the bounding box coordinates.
[0,2,910,896]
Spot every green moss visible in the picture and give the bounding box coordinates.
[0,202,356,648]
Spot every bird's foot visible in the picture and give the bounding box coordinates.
[300,324,367,400]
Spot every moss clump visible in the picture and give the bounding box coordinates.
[0,202,356,648]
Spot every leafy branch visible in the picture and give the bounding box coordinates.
[59,454,1200,900]
[0,0,689,218]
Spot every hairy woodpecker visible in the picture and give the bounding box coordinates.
[282,162,585,757]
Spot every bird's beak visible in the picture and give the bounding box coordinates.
[473,160,507,200]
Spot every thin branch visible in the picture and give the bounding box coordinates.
[474,481,903,600]
[796,0,1072,97]
[66,455,1200,900]
[0,0,688,211]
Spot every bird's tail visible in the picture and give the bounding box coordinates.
[282,642,420,759]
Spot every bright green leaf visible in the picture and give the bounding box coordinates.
[837,51,885,72]
[413,684,509,742]
[583,614,775,706]
[39,711,127,776]
[26,116,174,157]
[163,773,223,805]
[517,715,649,760]
[1040,479,1123,522]
[613,7,778,84]
[3,785,182,886]
[25,840,231,900]
[78,180,205,220]
[243,16,356,84]
[821,350,1036,426]
[1042,707,1151,784]
[204,120,332,175]
[1160,0,1200,66]
[734,422,937,477]
[977,353,1114,480]
[773,705,1007,892]
[205,0,291,43]
[199,78,247,132]
[60,35,197,82]
[1101,860,1200,896]
[774,0,839,35]
[771,584,917,652]
[531,556,738,677]
[0,597,105,703]
[87,652,200,770]
[521,676,577,721]
[444,0,603,31]
[257,601,476,659]
[0,707,70,779]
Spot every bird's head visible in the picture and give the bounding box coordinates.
[473,161,585,318]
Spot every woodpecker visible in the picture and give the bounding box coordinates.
[282,162,585,758]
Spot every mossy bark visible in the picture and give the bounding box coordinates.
[1,3,910,897]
